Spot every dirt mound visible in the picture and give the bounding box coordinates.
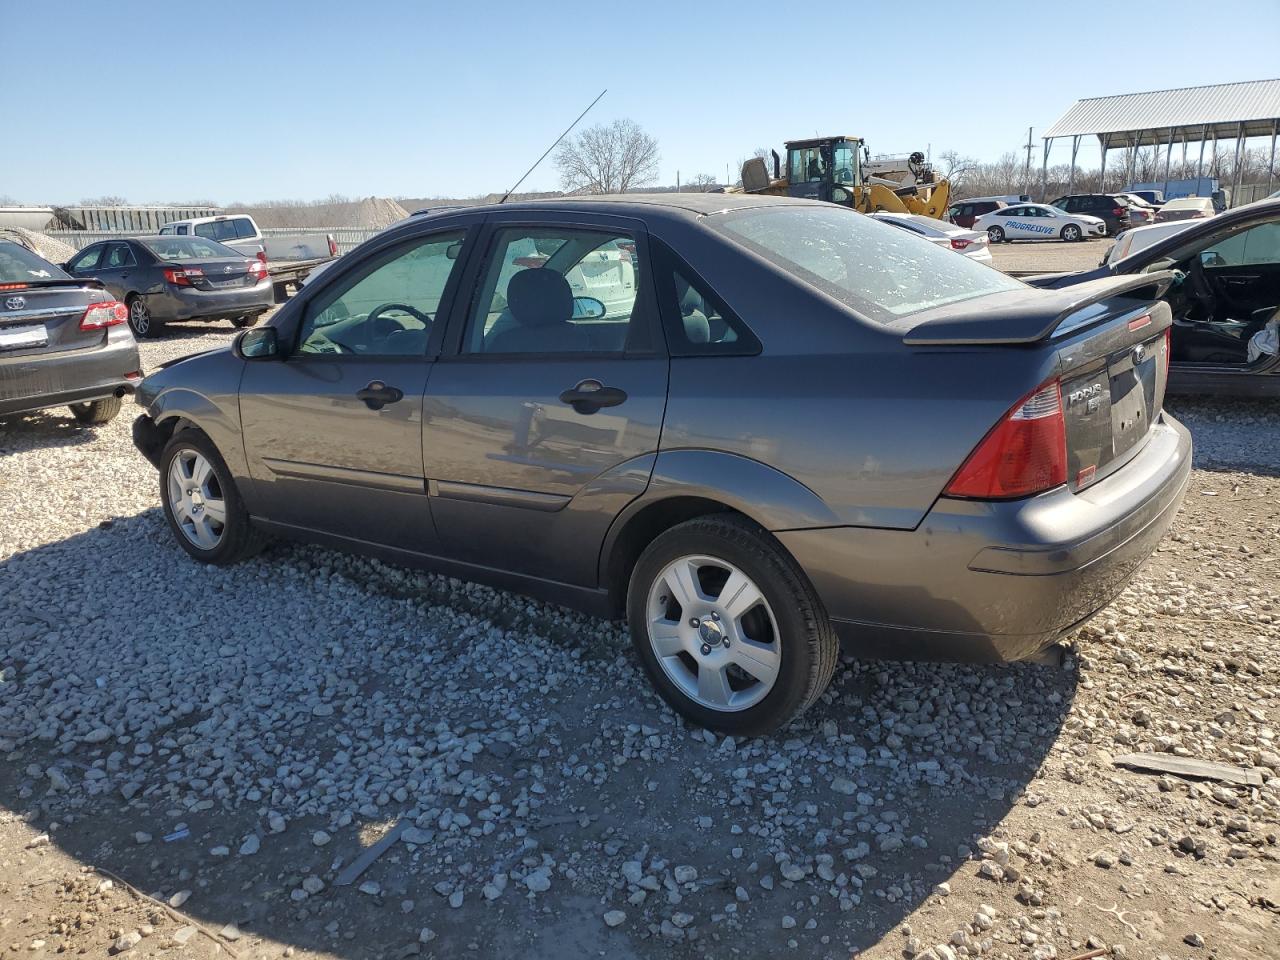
[0,227,77,265]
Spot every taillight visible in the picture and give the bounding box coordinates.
[328,236,338,257]
[247,260,268,282]
[950,238,972,250]
[0,282,28,291]
[945,380,1067,500]
[80,300,128,330]
[163,266,204,286]
[256,250,268,264]
[1162,327,1171,379]
[1113,207,1125,217]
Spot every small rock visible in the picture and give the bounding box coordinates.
[418,928,437,944]
[85,726,112,744]
[25,834,50,849]
[268,813,286,833]
[831,778,857,795]
[172,927,197,945]
[674,865,698,883]
[935,881,951,897]
[133,832,152,845]
[112,931,142,954]
[782,916,797,929]
[604,910,627,928]
[168,890,192,908]
[209,845,230,857]
[524,869,551,893]
[1185,933,1204,948]
[239,834,260,856]
[312,830,331,847]
[218,924,240,942]
[303,876,324,895]
[359,881,382,896]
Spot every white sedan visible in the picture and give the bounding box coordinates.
[868,212,993,262]
[973,203,1107,243]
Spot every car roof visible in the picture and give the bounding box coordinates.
[413,192,830,224]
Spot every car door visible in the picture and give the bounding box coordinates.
[239,224,474,552]
[1198,220,1280,322]
[422,212,669,587]
[92,242,138,300]
[1001,206,1032,239]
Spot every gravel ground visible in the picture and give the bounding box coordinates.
[2,314,1278,960]
[988,240,1108,276]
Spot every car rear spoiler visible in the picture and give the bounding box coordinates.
[902,271,1177,346]
[1,277,105,290]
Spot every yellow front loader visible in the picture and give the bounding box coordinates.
[735,138,950,219]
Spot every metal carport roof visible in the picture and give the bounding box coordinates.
[1044,79,1280,149]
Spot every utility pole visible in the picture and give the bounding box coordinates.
[1022,126,1034,194]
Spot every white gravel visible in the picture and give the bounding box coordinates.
[1,326,1278,959]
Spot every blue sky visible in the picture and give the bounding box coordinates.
[4,0,1278,204]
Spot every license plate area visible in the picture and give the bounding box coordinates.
[1108,336,1160,460]
[209,278,244,288]
[0,323,49,351]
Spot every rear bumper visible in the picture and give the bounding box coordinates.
[0,327,141,417]
[147,281,274,322]
[778,414,1192,663]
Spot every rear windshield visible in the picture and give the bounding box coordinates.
[0,240,69,282]
[140,237,240,261]
[714,205,1021,322]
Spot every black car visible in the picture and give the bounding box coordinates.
[0,240,141,424]
[1049,194,1132,236]
[65,236,274,339]
[1031,199,1280,396]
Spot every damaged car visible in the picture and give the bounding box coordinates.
[1032,199,1280,396]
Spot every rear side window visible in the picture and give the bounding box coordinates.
[194,219,240,242]
[234,218,256,239]
[140,237,239,260]
[103,243,136,268]
[0,241,69,281]
[714,205,1022,322]
[654,246,759,356]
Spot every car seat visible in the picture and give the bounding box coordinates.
[486,268,586,353]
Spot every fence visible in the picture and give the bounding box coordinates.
[42,227,382,256]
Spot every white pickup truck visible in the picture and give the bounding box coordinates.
[159,214,337,300]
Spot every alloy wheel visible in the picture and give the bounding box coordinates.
[167,449,226,549]
[645,555,781,712]
[129,298,150,336]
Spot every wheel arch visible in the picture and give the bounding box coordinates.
[598,450,839,614]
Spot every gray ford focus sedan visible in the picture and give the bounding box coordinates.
[133,195,1191,735]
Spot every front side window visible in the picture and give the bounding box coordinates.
[68,246,103,272]
[789,147,826,183]
[296,231,465,357]
[464,228,645,355]
[1199,221,1280,266]
[715,205,1023,322]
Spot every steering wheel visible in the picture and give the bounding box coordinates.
[367,303,431,327]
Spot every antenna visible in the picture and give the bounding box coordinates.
[498,89,607,204]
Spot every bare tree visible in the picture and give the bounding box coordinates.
[686,173,719,192]
[555,119,660,195]
[79,195,129,206]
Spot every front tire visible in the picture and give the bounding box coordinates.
[159,430,266,565]
[1061,224,1082,242]
[126,295,163,339]
[987,225,1005,244]
[627,515,839,736]
[69,396,122,425]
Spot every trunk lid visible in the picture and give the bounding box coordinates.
[904,272,1175,492]
[0,281,110,357]
[166,257,254,289]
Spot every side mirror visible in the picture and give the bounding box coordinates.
[238,326,279,359]
[572,296,606,320]
[446,241,462,260]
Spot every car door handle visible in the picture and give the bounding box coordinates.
[356,380,404,410]
[559,379,627,414]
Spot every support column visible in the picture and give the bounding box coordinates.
[1268,119,1277,193]
[1196,125,1207,179]
[1100,139,1108,193]
[1041,138,1051,201]
[1162,128,1175,194]
[1067,135,1080,195]
[1231,121,1245,205]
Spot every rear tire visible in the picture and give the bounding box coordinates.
[158,429,267,565]
[232,312,263,329]
[126,295,163,339]
[1061,224,1082,242]
[69,396,122,425]
[626,515,839,736]
[987,225,1005,243]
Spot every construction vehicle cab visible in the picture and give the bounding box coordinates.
[782,137,865,204]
